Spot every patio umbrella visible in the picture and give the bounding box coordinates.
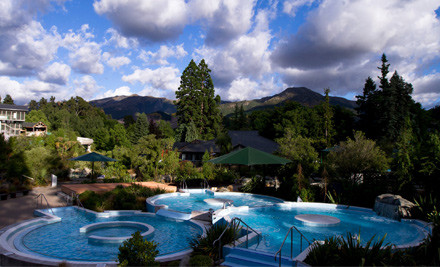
[69,152,116,179]
[209,146,291,166]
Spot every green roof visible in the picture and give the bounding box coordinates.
[209,147,291,166]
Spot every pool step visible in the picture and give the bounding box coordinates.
[222,247,301,267]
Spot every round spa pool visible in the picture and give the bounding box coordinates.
[2,207,203,264]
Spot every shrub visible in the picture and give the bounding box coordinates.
[189,255,213,266]
[305,232,414,266]
[78,190,105,211]
[118,231,159,266]
[190,222,241,259]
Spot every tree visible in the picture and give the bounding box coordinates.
[28,100,39,110]
[392,121,414,194]
[327,131,389,184]
[276,128,319,178]
[117,231,159,267]
[26,110,51,130]
[322,88,334,147]
[130,113,149,144]
[175,59,222,140]
[356,77,380,139]
[3,94,14,104]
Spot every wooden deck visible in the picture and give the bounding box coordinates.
[61,182,177,195]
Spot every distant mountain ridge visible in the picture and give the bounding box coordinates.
[90,87,357,119]
[90,94,176,119]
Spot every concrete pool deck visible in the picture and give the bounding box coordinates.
[0,186,67,230]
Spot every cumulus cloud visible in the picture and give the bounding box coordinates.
[38,62,71,85]
[102,52,131,69]
[105,28,138,48]
[271,0,440,99]
[0,76,68,104]
[225,77,280,101]
[190,0,256,46]
[139,44,187,65]
[283,0,317,17]
[195,8,273,89]
[94,0,188,42]
[122,66,180,98]
[74,75,102,100]
[0,21,61,76]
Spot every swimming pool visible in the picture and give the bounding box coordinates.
[149,189,284,213]
[0,192,431,265]
[227,203,430,256]
[1,207,203,264]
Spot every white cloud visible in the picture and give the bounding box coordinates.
[195,9,273,89]
[271,0,440,98]
[122,66,180,98]
[105,28,138,48]
[0,21,61,76]
[226,77,278,101]
[283,0,317,17]
[70,42,103,74]
[102,52,131,69]
[73,75,102,100]
[139,44,187,65]
[0,76,68,104]
[95,86,133,99]
[190,0,256,46]
[94,0,188,42]
[38,62,71,85]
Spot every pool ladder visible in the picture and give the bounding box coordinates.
[213,217,261,261]
[274,225,312,267]
[35,193,54,214]
[180,179,188,190]
[201,179,210,189]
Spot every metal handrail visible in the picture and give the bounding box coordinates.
[75,194,84,208]
[35,193,54,214]
[213,217,261,260]
[274,225,312,267]
[201,179,210,189]
[180,179,188,190]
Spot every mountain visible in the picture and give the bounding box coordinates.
[219,87,357,115]
[90,95,176,120]
[90,87,357,119]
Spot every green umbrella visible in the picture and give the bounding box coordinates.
[209,147,291,166]
[69,152,116,179]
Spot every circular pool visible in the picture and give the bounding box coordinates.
[0,207,203,264]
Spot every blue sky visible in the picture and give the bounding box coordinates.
[1,0,440,108]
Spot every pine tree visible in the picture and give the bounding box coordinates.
[238,104,247,129]
[3,94,14,104]
[130,113,149,144]
[28,100,39,110]
[175,59,222,140]
[322,88,334,147]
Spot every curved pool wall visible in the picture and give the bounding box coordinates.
[221,201,432,259]
[146,189,285,221]
[0,206,205,266]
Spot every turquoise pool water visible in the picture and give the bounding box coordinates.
[17,207,202,262]
[153,191,283,213]
[228,205,429,256]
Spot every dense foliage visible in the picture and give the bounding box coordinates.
[175,59,222,141]
[79,184,166,212]
[117,231,159,267]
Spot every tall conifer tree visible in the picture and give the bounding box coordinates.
[175,59,222,140]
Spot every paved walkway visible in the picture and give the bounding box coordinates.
[0,186,67,229]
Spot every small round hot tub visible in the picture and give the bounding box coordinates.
[295,214,341,226]
[80,221,155,243]
[203,198,233,206]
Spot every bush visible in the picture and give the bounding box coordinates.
[189,255,213,266]
[190,222,241,259]
[78,190,105,211]
[305,232,414,266]
[118,231,159,266]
